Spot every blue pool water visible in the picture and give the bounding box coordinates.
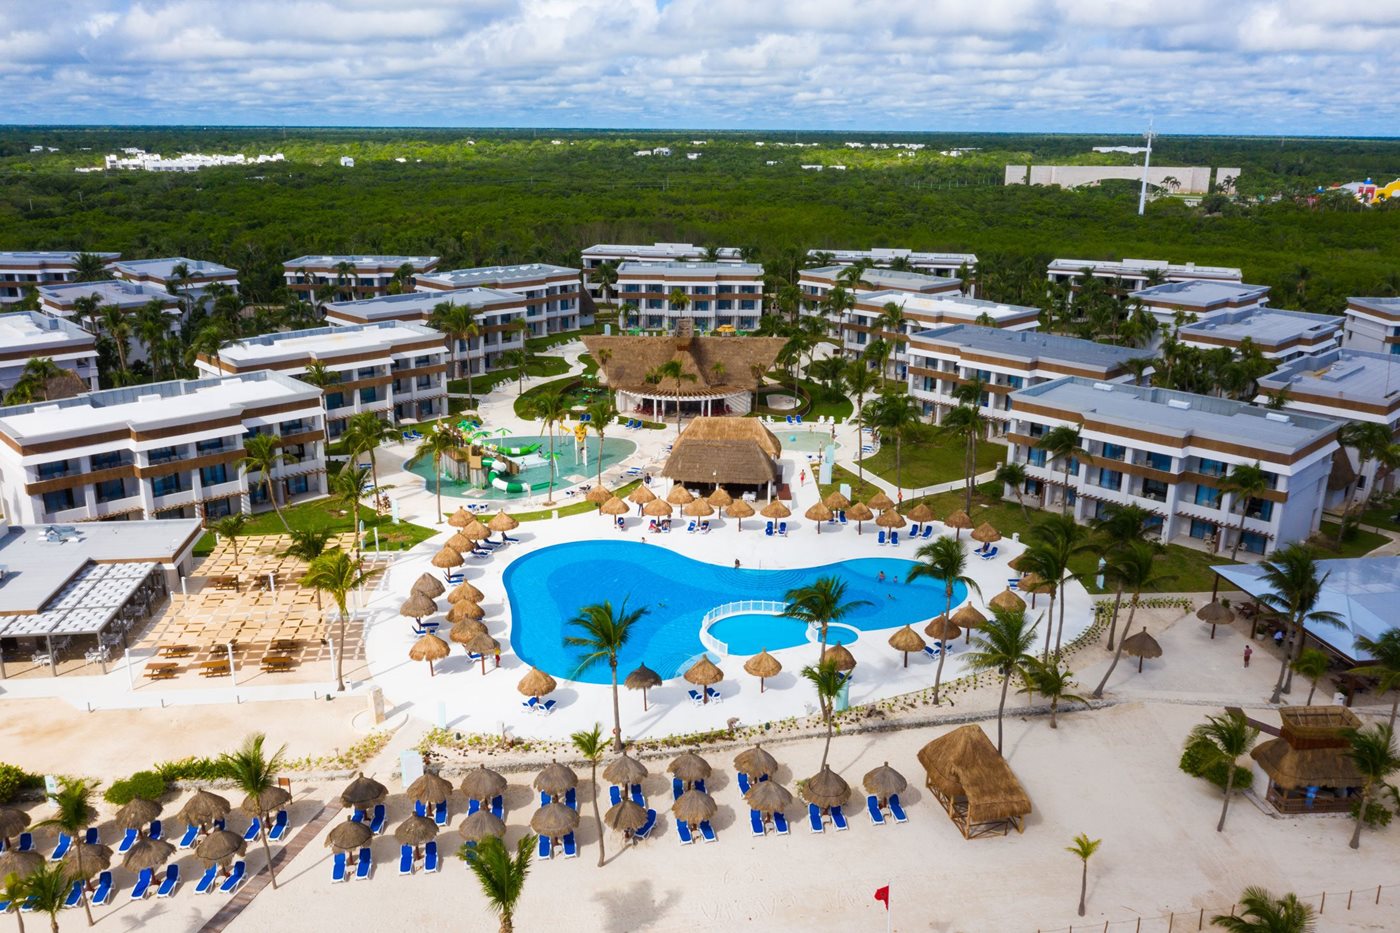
[505,540,967,683]
[707,613,857,655]
[407,435,637,500]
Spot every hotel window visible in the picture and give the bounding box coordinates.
[1239,531,1267,555]
[1146,452,1172,471]
[693,301,710,311]
[1027,449,1047,467]
[1245,498,1274,522]
[201,464,228,486]
[204,497,233,519]
[740,300,756,311]
[1198,458,1226,477]
[42,489,75,514]
[717,285,734,294]
[94,478,127,503]
[37,460,70,480]
[91,451,127,471]
[717,300,733,311]
[1028,423,1045,438]
[1006,375,1024,389]
[325,391,345,409]
[1142,478,1169,502]
[1194,485,1222,508]
[1189,518,1215,541]
[152,474,182,497]
[622,283,640,293]
[1095,468,1123,490]
[740,285,758,294]
[287,475,310,496]
[196,437,225,455]
[1100,443,1126,461]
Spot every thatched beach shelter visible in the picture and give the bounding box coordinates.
[624,663,663,711]
[800,765,851,812]
[1121,627,1163,673]
[862,762,908,808]
[875,509,906,530]
[326,820,373,853]
[448,507,474,528]
[1197,600,1235,639]
[449,620,488,648]
[463,631,500,674]
[412,572,446,599]
[460,766,507,803]
[725,498,755,531]
[666,484,695,506]
[660,417,784,497]
[1007,552,1031,573]
[447,599,485,623]
[708,487,734,508]
[907,502,934,526]
[667,751,713,785]
[805,501,833,532]
[0,807,30,847]
[746,779,793,817]
[487,510,518,543]
[734,745,778,780]
[407,773,453,807]
[989,588,1026,613]
[533,760,578,799]
[409,633,450,676]
[847,501,874,535]
[195,831,245,867]
[604,799,649,836]
[582,335,785,422]
[627,484,657,505]
[600,496,630,518]
[945,510,972,539]
[586,485,614,505]
[951,604,986,644]
[866,491,894,512]
[459,810,506,842]
[399,591,437,623]
[394,815,439,850]
[121,836,174,873]
[0,848,42,880]
[462,520,492,542]
[824,490,851,511]
[517,667,557,700]
[916,725,1032,838]
[888,625,926,667]
[341,773,387,810]
[971,522,1001,545]
[671,790,717,829]
[446,531,475,553]
[176,789,230,830]
[643,497,674,518]
[530,802,578,842]
[603,754,649,788]
[684,656,724,702]
[743,649,782,692]
[430,546,463,570]
[1250,706,1366,814]
[113,797,161,832]
[682,498,714,518]
[760,499,791,519]
[925,614,962,644]
[822,643,857,673]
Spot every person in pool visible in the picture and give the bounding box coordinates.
[878,571,886,583]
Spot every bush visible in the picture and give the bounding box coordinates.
[104,770,167,805]
[0,762,44,804]
[1179,737,1253,791]
[154,757,226,784]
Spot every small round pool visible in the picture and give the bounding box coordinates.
[708,613,858,655]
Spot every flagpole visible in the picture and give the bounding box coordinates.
[887,885,892,933]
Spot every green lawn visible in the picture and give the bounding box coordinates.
[857,435,1004,491]
[762,373,854,422]
[1312,522,1389,559]
[525,322,604,354]
[504,479,643,522]
[194,496,437,556]
[449,354,570,398]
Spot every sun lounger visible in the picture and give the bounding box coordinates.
[687,689,703,706]
[49,832,72,861]
[921,525,934,539]
[694,779,706,794]
[213,818,226,832]
[764,521,774,536]
[672,777,684,800]
[749,810,765,837]
[609,785,623,807]
[565,787,577,809]
[350,808,365,823]
[785,415,794,425]
[979,545,999,560]
[348,846,368,880]
[579,413,591,422]
[876,530,887,546]
[630,785,644,807]
[369,804,386,835]
[795,415,803,425]
[777,521,787,536]
[16,833,32,852]
[220,860,246,895]
[177,822,199,849]
[243,816,261,842]
[521,695,539,713]
[90,871,113,906]
[866,795,886,826]
[831,805,849,831]
[425,840,440,872]
[117,827,138,854]
[737,772,751,795]
[539,791,550,808]
[64,880,83,908]
[700,520,711,533]
[399,844,414,875]
[85,827,100,845]
[806,804,824,834]
[14,896,35,913]
[537,835,551,860]
[467,798,480,816]
[685,520,697,533]
[705,686,722,704]
[675,821,693,845]
[434,800,448,826]
[698,820,716,843]
[922,644,940,660]
[838,511,847,524]
[491,795,504,820]
[635,808,657,840]
[331,852,348,883]
[538,699,557,715]
[562,833,578,858]
[156,864,179,898]
[889,794,908,824]
[194,865,218,894]
[890,530,899,546]
[269,809,289,842]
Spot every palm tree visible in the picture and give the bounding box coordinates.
[584,396,619,487]
[1035,425,1083,514]
[1338,422,1400,531]
[1065,832,1101,917]
[209,513,249,565]
[1291,648,1331,705]
[1089,503,1159,649]
[801,658,844,769]
[875,302,905,377]
[406,425,461,523]
[299,361,339,392]
[217,733,287,888]
[1218,462,1270,559]
[1352,628,1400,730]
[1189,711,1260,832]
[1092,542,1174,698]
[282,529,331,610]
[570,723,607,867]
[906,535,982,703]
[342,412,397,495]
[842,361,879,420]
[36,780,98,927]
[1,870,30,933]
[1213,887,1316,933]
[565,600,649,752]
[937,403,985,512]
[499,349,529,395]
[464,833,533,933]
[1256,545,1342,704]
[300,548,368,692]
[591,260,620,308]
[964,607,1038,755]
[647,360,696,435]
[329,465,370,563]
[100,304,131,382]
[1344,724,1399,850]
[783,576,870,662]
[14,861,70,933]
[1018,659,1086,728]
[1027,513,1092,658]
[134,300,171,380]
[995,462,1030,518]
[430,301,480,385]
[524,387,570,504]
[865,393,921,491]
[238,433,293,532]
[72,252,110,282]
[667,287,689,321]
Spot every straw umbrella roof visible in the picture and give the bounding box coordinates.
[671,790,717,825]
[431,546,464,569]
[875,509,906,529]
[624,664,663,692]
[822,643,857,672]
[460,766,507,802]
[643,498,674,517]
[945,509,972,530]
[462,521,492,542]
[666,485,695,505]
[1197,601,1235,625]
[734,745,778,779]
[1121,628,1163,660]
[241,786,291,817]
[601,496,630,516]
[805,502,833,523]
[463,631,500,657]
[682,498,715,517]
[846,501,874,522]
[627,484,657,504]
[889,624,927,653]
[916,725,1032,825]
[448,507,474,528]
[341,773,388,809]
[667,751,713,783]
[859,491,891,512]
[61,842,113,879]
[122,836,175,873]
[410,633,451,664]
[683,656,724,687]
[487,510,519,532]
[0,806,30,839]
[951,604,987,629]
[412,572,446,599]
[989,588,1026,612]
[533,761,578,796]
[823,490,851,510]
[394,815,439,846]
[1251,739,1365,790]
[194,830,245,864]
[863,762,908,799]
[113,797,162,831]
[745,780,794,815]
[459,810,506,842]
[726,499,755,519]
[660,422,783,486]
[177,789,230,827]
[907,502,935,523]
[800,765,851,809]
[447,599,485,623]
[924,614,962,640]
[970,522,1002,544]
[707,487,734,508]
[517,668,558,698]
[407,773,454,806]
[450,620,488,645]
[325,820,373,852]
[604,798,649,834]
[1007,552,1031,573]
[760,499,791,518]
[743,649,782,679]
[446,531,475,553]
[1019,572,1053,595]
[586,485,614,504]
[400,591,437,620]
[603,754,649,787]
[0,848,43,880]
[531,802,580,839]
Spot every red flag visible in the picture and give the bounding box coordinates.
[874,886,890,909]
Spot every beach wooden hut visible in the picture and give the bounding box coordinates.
[915,725,1032,839]
[1249,706,1366,814]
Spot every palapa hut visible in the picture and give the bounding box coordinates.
[847,501,874,535]
[1197,600,1235,639]
[400,591,437,623]
[530,802,579,843]
[341,773,388,810]
[447,599,485,623]
[586,485,614,505]
[671,790,717,830]
[446,531,475,553]
[409,632,450,676]
[805,501,833,532]
[448,506,474,528]
[0,807,30,847]
[431,545,463,570]
[605,798,649,838]
[824,490,851,511]
[460,766,507,804]
[643,497,674,519]
[684,655,724,703]
[113,797,162,833]
[745,780,793,818]
[463,631,500,674]
[459,810,506,842]
[395,814,438,856]
[667,750,712,786]
[682,498,714,518]
[661,417,784,500]
[862,762,908,809]
[1120,627,1163,673]
[743,649,782,692]
[822,643,857,673]
[487,510,518,543]
[601,496,630,520]
[866,491,894,512]
[603,753,649,789]
[176,789,230,831]
[800,765,851,813]
[925,614,961,644]
[411,572,446,599]
[121,836,174,874]
[326,820,373,853]
[1006,552,1031,574]
[533,760,578,800]
[624,663,663,711]
[627,484,657,506]
[970,522,1001,547]
[449,619,487,648]
[945,509,972,539]
[708,486,734,508]
[888,625,926,667]
[407,773,454,807]
[517,667,558,700]
[0,848,42,881]
[195,830,245,867]
[582,334,786,421]
[989,588,1025,613]
[907,502,934,530]
[1250,706,1366,814]
[725,498,755,531]
[916,725,1032,838]
[760,499,791,520]
[461,520,491,543]
[876,509,906,532]
[734,745,779,780]
[951,604,986,644]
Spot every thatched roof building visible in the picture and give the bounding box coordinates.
[915,725,1032,839]
[660,417,783,493]
[582,334,786,418]
[1250,705,1365,814]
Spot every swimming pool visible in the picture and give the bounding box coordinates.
[407,435,637,500]
[505,540,967,683]
[707,612,857,655]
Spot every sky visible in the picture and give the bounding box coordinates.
[1,0,1397,133]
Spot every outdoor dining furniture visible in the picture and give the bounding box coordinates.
[144,662,178,680]
[197,659,231,678]
[260,656,294,673]
[159,644,195,658]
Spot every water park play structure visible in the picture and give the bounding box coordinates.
[438,423,594,494]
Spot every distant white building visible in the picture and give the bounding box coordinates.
[99,149,284,172]
[843,291,1039,377]
[414,263,587,336]
[654,147,672,156]
[1342,297,1400,353]
[0,252,121,306]
[1048,258,1244,295]
[615,261,764,333]
[1128,281,1272,332]
[339,156,355,168]
[807,247,978,281]
[686,152,701,160]
[0,311,99,393]
[283,255,440,302]
[110,257,240,304]
[580,243,743,300]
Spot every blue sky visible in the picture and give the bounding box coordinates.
[1,0,1396,133]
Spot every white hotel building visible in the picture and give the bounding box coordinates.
[1341,297,1400,354]
[1176,306,1342,362]
[111,257,240,303]
[1048,258,1244,295]
[196,322,448,439]
[843,291,1039,379]
[616,261,765,332]
[807,247,978,281]
[0,312,99,393]
[283,255,440,301]
[414,264,587,336]
[799,265,963,316]
[581,243,743,299]
[0,372,327,526]
[0,252,120,306]
[1005,378,1338,555]
[37,281,184,364]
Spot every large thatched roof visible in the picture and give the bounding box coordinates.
[583,335,786,397]
[660,417,783,487]
[916,725,1032,825]
[1252,739,1364,790]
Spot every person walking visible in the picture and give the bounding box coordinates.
[1243,644,1253,668]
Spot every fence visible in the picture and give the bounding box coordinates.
[698,600,788,655]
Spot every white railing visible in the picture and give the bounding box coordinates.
[698,600,788,656]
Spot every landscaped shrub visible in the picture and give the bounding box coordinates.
[104,770,167,805]
[154,757,226,784]
[1179,736,1253,791]
[0,762,44,804]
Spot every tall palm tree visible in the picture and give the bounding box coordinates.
[964,607,1038,755]
[842,361,880,419]
[72,252,110,282]
[1,869,30,933]
[584,395,619,487]
[343,412,397,495]
[1065,832,1102,917]
[1213,887,1316,933]
[299,361,339,392]
[565,600,649,752]
[1188,711,1260,832]
[1351,628,1400,730]
[329,465,370,563]
[1018,658,1086,729]
[238,433,293,532]
[1027,513,1092,658]
[823,286,855,344]
[1290,648,1331,705]
[1256,545,1342,704]
[801,659,844,769]
[906,535,982,703]
[995,462,1030,518]
[14,860,70,933]
[282,528,332,610]
[36,780,98,927]
[334,261,357,301]
[667,287,689,321]
[875,302,905,377]
[217,734,287,888]
[1035,425,1083,514]
[464,834,533,933]
[499,349,529,395]
[1219,462,1270,559]
[937,403,985,512]
[1338,422,1400,530]
[866,393,921,492]
[209,513,249,565]
[591,260,619,308]
[99,304,131,382]
[1344,724,1399,850]
[406,425,461,524]
[570,723,607,868]
[783,576,870,662]
[430,300,480,385]
[134,300,171,380]
[648,360,696,435]
[300,548,368,692]
[1091,504,1159,649]
[1092,542,1174,698]
[524,387,570,504]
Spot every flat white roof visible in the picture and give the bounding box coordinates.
[1257,347,1400,407]
[218,322,442,368]
[809,247,978,265]
[856,290,1038,320]
[1129,280,1271,308]
[0,251,119,268]
[283,254,438,270]
[1178,307,1341,347]
[1050,257,1243,279]
[617,261,763,275]
[37,280,181,309]
[0,311,94,351]
[325,288,521,322]
[416,263,578,288]
[110,257,237,280]
[803,265,960,292]
[1349,296,1400,316]
[583,242,741,260]
[911,324,1145,370]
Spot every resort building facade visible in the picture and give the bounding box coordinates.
[1176,306,1342,361]
[798,265,962,317]
[0,312,99,394]
[0,371,327,526]
[615,261,765,333]
[36,280,184,364]
[581,242,743,299]
[1004,377,1339,555]
[1048,258,1243,295]
[1128,280,1272,331]
[1341,297,1400,354]
[195,322,448,437]
[843,292,1039,379]
[583,334,785,419]
[807,247,977,280]
[282,255,440,302]
[110,257,240,303]
[0,251,120,306]
[414,263,587,335]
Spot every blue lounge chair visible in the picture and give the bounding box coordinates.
[777,521,788,536]
[785,415,794,425]
[194,865,218,895]
[565,787,577,809]
[630,785,645,807]
[414,800,426,819]
[539,791,550,808]
[398,844,414,875]
[672,777,684,800]
[698,820,716,843]
[156,864,179,898]
[214,818,226,832]
[64,880,83,909]
[539,699,557,715]
[467,798,481,816]
[795,415,803,425]
[16,833,32,852]
[876,530,887,546]
[491,795,504,820]
[331,852,348,883]
[91,871,113,906]
[838,511,847,524]
[609,785,623,806]
[634,808,657,840]
[704,686,722,704]
[355,847,374,880]
[13,897,34,913]
[350,808,365,823]
[463,840,477,862]
[369,804,386,835]
[749,810,765,837]
[579,413,591,423]
[84,828,100,845]
[146,821,160,842]
[521,696,539,713]
[831,805,849,831]
[694,779,706,795]
[921,524,934,539]
[889,794,908,824]
[177,822,199,849]
[867,795,886,826]
[685,520,697,533]
[737,772,751,795]
[923,644,940,660]
[269,809,289,842]
[807,804,824,834]
[562,833,578,858]
[537,835,551,860]
[117,828,138,854]
[910,522,921,537]
[675,821,693,845]
[425,839,441,873]
[764,520,774,536]
[434,801,448,826]
[243,816,261,842]
[504,534,520,543]
[890,530,899,546]
[700,520,710,533]
[687,689,702,706]
[49,832,72,861]
[219,861,246,895]
[980,545,999,560]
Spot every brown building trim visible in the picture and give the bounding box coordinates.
[136,449,243,480]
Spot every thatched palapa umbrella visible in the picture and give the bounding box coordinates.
[408,773,453,807]
[862,762,908,808]
[61,842,112,883]
[805,501,832,533]
[1197,600,1235,640]
[822,643,856,673]
[945,509,972,539]
[400,591,437,623]
[643,498,674,518]
[707,486,734,508]
[725,498,755,531]
[924,614,962,646]
[743,649,782,692]
[671,790,717,829]
[462,520,492,543]
[325,819,372,853]
[459,810,506,842]
[745,780,793,816]
[684,655,724,703]
[464,631,500,674]
[624,663,663,710]
[800,764,851,812]
[1019,572,1053,609]
[341,773,388,810]
[410,632,450,676]
[195,830,244,867]
[627,484,657,507]
[530,802,579,842]
[0,806,30,845]
[667,751,712,785]
[971,522,1001,551]
[395,815,438,858]
[682,498,714,518]
[847,501,874,535]
[866,491,894,512]
[122,835,175,873]
[176,789,230,830]
[114,797,161,835]
[604,799,648,838]
[449,620,488,648]
[533,760,578,799]
[586,485,614,506]
[666,484,694,506]
[460,766,507,803]
[875,509,906,531]
[760,499,790,519]
[431,545,463,570]
[888,625,926,667]
[412,572,446,599]
[517,667,557,700]
[734,745,778,780]
[1121,627,1163,673]
[603,753,648,789]
[448,506,474,528]
[989,588,1026,613]
[446,531,475,553]
[823,490,851,511]
[0,848,42,880]
[600,496,630,521]
[487,510,518,543]
[447,599,485,624]
[951,604,986,644]
[1007,551,1031,573]
[907,502,934,529]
